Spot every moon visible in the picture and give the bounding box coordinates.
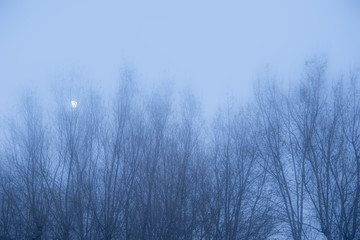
[71,100,78,108]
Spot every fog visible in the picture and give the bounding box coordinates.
[1,0,360,116]
[1,1,360,240]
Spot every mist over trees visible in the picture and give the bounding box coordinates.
[0,61,359,240]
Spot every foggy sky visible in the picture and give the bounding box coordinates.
[0,0,360,118]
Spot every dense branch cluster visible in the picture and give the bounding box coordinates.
[0,63,359,240]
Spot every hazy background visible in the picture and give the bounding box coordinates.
[1,0,360,117]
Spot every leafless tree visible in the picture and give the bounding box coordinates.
[255,80,308,240]
[1,65,359,240]
[1,93,51,239]
[206,100,277,240]
[335,73,360,240]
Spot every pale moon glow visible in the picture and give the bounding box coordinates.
[71,100,78,108]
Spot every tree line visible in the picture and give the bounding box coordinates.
[0,62,359,239]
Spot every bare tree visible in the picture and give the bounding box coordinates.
[1,93,51,239]
[290,62,360,240]
[45,85,102,239]
[94,71,144,240]
[336,73,360,240]
[256,80,307,240]
[1,64,359,240]
[208,100,276,240]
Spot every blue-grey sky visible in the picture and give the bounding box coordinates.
[1,0,360,117]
